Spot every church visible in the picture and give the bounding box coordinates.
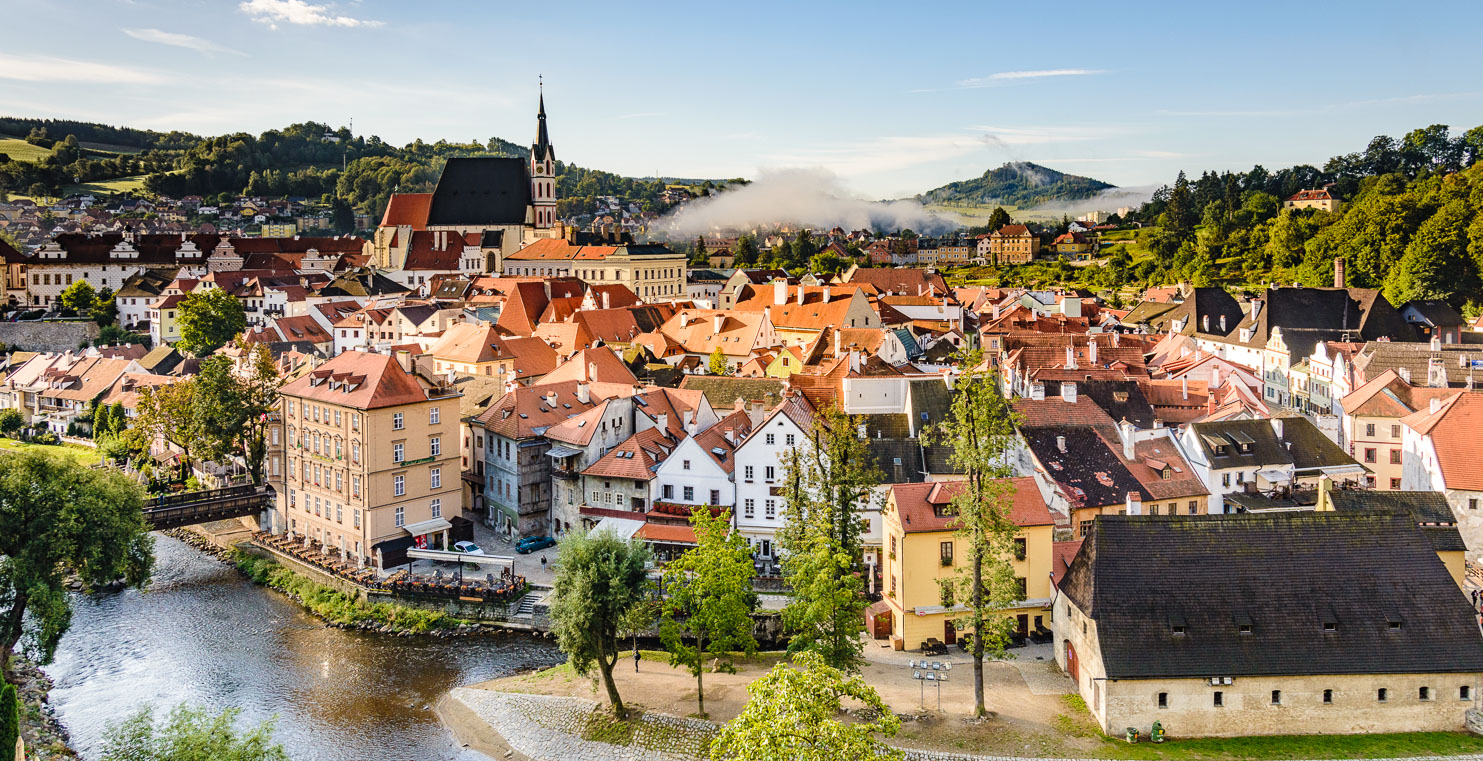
[369,88,564,277]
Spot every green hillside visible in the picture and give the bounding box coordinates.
[919,161,1114,207]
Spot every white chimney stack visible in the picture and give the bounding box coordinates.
[1057,435,1067,453]
[774,280,787,306]
[797,286,805,305]
[1181,376,1188,401]
[1431,334,1442,352]
[1126,492,1142,515]
[1061,381,1078,404]
[1271,417,1284,440]
[1030,382,1046,401]
[576,382,590,404]
[1065,345,1077,370]
[713,314,725,334]
[1089,340,1098,365]
[655,412,669,433]
[1121,420,1135,460]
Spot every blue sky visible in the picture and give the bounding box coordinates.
[2,0,1481,199]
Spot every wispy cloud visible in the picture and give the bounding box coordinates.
[0,53,161,84]
[958,68,1105,87]
[239,0,382,29]
[123,28,245,57]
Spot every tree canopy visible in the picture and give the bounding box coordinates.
[549,529,651,716]
[100,705,287,761]
[175,289,246,356]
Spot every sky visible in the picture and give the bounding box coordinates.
[2,0,1482,200]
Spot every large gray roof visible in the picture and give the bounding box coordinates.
[425,157,531,227]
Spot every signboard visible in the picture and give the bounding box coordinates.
[414,534,427,549]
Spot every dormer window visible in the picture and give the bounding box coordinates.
[1234,612,1253,635]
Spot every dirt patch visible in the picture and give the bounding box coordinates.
[435,692,530,761]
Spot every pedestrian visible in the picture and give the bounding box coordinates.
[540,554,547,569]
[1473,589,1479,609]
[634,648,641,673]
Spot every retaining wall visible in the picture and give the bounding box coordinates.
[0,321,101,352]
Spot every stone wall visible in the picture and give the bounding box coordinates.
[0,320,101,352]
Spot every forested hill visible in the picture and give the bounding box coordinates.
[0,116,733,220]
[918,162,1115,207]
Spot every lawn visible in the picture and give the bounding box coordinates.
[0,137,54,163]
[0,438,102,467]
[1092,730,1483,760]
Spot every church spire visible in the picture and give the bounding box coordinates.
[534,77,554,164]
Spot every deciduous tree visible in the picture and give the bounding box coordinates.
[661,507,757,717]
[708,347,731,376]
[710,650,901,761]
[192,344,282,484]
[0,683,16,761]
[176,289,246,356]
[0,451,152,676]
[549,529,651,717]
[58,280,96,313]
[100,705,287,761]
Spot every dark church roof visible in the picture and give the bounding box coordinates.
[425,157,531,227]
[1059,512,1483,679]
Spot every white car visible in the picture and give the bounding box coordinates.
[451,541,484,556]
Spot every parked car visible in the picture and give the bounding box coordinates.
[515,536,556,554]
[451,541,484,555]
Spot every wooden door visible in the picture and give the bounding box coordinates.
[1065,640,1078,681]
[944,619,957,646]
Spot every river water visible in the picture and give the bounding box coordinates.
[44,534,565,761]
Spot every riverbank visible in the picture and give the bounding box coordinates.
[13,658,79,761]
[443,652,1483,761]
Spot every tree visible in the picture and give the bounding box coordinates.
[708,347,731,376]
[733,235,759,267]
[549,529,651,717]
[710,650,901,761]
[175,289,245,356]
[0,451,152,676]
[779,405,880,672]
[0,683,16,761]
[661,507,757,717]
[1382,199,1480,307]
[100,705,287,761]
[191,345,282,484]
[927,349,1022,718]
[58,280,97,313]
[986,206,1012,232]
[0,410,20,438]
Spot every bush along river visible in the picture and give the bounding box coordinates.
[43,533,564,760]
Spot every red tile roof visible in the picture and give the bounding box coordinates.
[1402,393,1483,491]
[379,193,433,229]
[280,351,437,410]
[889,476,1051,534]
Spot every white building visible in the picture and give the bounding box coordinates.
[732,392,813,566]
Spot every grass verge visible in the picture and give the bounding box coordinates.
[232,550,457,633]
[0,437,101,467]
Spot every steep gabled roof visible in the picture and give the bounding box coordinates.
[280,350,438,410]
[425,157,531,227]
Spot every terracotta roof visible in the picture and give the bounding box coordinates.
[659,310,768,356]
[536,347,637,386]
[272,315,331,344]
[687,409,753,473]
[1285,189,1335,202]
[1402,393,1483,491]
[280,350,441,410]
[473,380,606,439]
[888,476,1051,534]
[505,237,619,261]
[533,320,596,356]
[582,427,681,481]
[635,522,697,545]
[379,193,433,229]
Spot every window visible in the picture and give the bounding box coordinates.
[352,413,360,431]
[743,498,755,518]
[1222,473,1231,487]
[1364,448,1377,463]
[1366,423,1376,437]
[1323,621,1337,632]
[1015,577,1027,598]
[1420,686,1431,701]
[1172,624,1186,636]
[765,434,775,445]
[394,505,404,527]
[1188,500,1198,515]
[939,541,954,566]
[710,489,720,504]
[430,407,440,425]
[683,486,694,501]
[334,410,341,426]
[1323,689,1333,704]
[1157,692,1168,708]
[1378,688,1388,702]
[353,508,360,528]
[743,465,754,480]
[785,434,795,446]
[430,467,441,489]
[1473,499,1480,511]
[765,466,776,481]
[430,436,441,457]
[393,412,404,431]
[1391,424,1401,439]
[352,475,361,498]
[682,459,691,470]
[431,499,441,518]
[1271,690,1281,705]
[393,443,404,463]
[1238,624,1252,635]
[1213,691,1224,707]
[765,499,776,518]
[352,441,360,464]
[335,504,342,523]
[1389,449,1401,465]
[663,484,674,499]
[393,474,405,496]
[1390,478,1402,489]
[1013,537,1027,560]
[1462,686,1472,701]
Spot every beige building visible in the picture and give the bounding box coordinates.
[273,350,463,567]
[501,237,687,302]
[1283,189,1341,213]
[1056,513,1483,738]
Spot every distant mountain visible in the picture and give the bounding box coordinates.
[918,161,1115,208]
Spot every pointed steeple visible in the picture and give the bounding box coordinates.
[534,78,554,163]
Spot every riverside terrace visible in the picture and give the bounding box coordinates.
[253,531,527,606]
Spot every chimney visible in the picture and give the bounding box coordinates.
[1428,357,1447,388]
[587,361,597,382]
[1181,376,1188,401]
[1219,314,1227,332]
[1333,257,1345,288]
[833,328,842,357]
[1056,435,1067,453]
[1398,366,1411,384]
[683,409,696,434]
[713,314,725,334]
[655,412,669,433]
[822,289,831,303]
[576,381,590,404]
[1126,492,1142,516]
[1030,382,1046,401]
[1061,381,1078,404]
[1430,334,1441,352]
[1120,419,1135,460]
[992,302,1001,321]
[849,350,861,373]
[1065,345,1077,370]
[543,391,557,407]
[1271,417,1284,440]
[1088,339,1098,365]
[395,349,413,373]
[602,291,611,309]
[733,396,745,414]
[1207,388,1219,415]
[774,280,787,306]
[1202,314,1210,332]
[796,286,805,306]
[1431,396,1443,414]
[762,305,771,324]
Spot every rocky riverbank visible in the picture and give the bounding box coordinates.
[12,659,79,761]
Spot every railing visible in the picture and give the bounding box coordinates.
[142,485,270,529]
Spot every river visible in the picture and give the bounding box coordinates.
[44,534,565,760]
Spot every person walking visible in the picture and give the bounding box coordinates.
[540,554,547,569]
[634,648,641,673]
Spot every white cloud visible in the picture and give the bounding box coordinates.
[123,28,245,57]
[239,0,382,29]
[956,69,1104,88]
[0,53,161,84]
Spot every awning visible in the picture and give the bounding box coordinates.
[404,548,513,567]
[591,516,645,541]
[1255,468,1289,484]
[1318,464,1368,476]
[403,517,453,537]
[546,445,582,459]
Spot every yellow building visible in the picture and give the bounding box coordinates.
[937,243,975,266]
[274,350,464,567]
[1283,189,1341,213]
[880,477,1055,652]
[261,223,298,237]
[1340,370,1454,490]
[762,345,808,379]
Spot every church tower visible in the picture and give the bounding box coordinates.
[530,84,557,231]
